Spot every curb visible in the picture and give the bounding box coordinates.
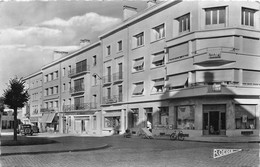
[0,144,110,156]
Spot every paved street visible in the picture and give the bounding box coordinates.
[0,135,259,167]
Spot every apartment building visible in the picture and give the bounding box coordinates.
[99,1,260,137]
[23,1,260,137]
[23,71,42,128]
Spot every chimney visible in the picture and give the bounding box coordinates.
[53,51,68,61]
[123,5,138,20]
[147,0,157,8]
[79,39,90,48]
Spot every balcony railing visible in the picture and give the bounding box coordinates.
[68,65,90,78]
[70,85,85,94]
[63,103,97,112]
[102,94,123,104]
[192,47,238,57]
[113,72,123,82]
[40,107,58,113]
[103,75,112,85]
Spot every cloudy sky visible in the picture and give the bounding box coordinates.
[0,1,147,95]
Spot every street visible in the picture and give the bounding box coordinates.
[0,136,259,167]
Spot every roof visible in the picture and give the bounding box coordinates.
[99,0,180,39]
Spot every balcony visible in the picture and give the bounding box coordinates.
[70,85,85,95]
[102,75,112,86]
[63,103,97,112]
[102,94,123,104]
[113,72,123,83]
[192,47,237,67]
[40,107,58,113]
[68,65,90,78]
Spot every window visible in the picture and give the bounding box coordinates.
[49,73,53,81]
[235,105,256,129]
[153,78,165,93]
[118,40,122,52]
[62,83,66,92]
[118,63,123,80]
[55,101,59,108]
[93,116,97,129]
[152,24,165,41]
[152,52,164,67]
[55,86,58,94]
[133,58,144,72]
[107,87,111,99]
[44,75,48,82]
[50,87,53,95]
[159,107,169,125]
[93,75,97,86]
[133,32,144,48]
[76,59,87,73]
[62,68,65,77]
[45,89,48,96]
[118,85,123,102]
[177,14,190,33]
[107,66,111,82]
[107,45,111,56]
[176,105,195,130]
[92,95,97,108]
[93,55,97,66]
[74,78,84,92]
[205,7,225,25]
[54,71,58,79]
[131,108,139,128]
[242,8,255,27]
[133,82,144,95]
[75,96,84,110]
[68,82,71,91]
[68,65,71,73]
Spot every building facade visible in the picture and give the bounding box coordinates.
[23,1,260,137]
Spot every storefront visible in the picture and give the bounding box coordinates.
[40,112,59,132]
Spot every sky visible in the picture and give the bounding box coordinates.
[0,0,147,96]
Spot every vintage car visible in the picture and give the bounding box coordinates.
[17,124,33,135]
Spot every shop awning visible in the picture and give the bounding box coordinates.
[152,54,164,63]
[133,84,144,95]
[30,117,39,122]
[168,73,188,87]
[40,113,49,123]
[46,113,56,123]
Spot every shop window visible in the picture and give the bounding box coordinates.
[176,105,195,130]
[159,107,169,125]
[235,104,256,129]
[131,108,139,128]
[241,8,256,27]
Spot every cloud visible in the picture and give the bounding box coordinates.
[40,12,121,32]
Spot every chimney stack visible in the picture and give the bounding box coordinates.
[53,51,68,61]
[79,39,91,48]
[147,0,157,8]
[123,5,137,20]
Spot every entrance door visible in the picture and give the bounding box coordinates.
[209,111,219,135]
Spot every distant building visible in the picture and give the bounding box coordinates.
[23,1,260,137]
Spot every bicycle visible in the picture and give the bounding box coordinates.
[170,130,185,141]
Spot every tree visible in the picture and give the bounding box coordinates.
[0,97,5,136]
[3,77,29,141]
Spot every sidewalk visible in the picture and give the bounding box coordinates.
[154,135,260,143]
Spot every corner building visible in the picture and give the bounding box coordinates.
[99,1,260,137]
[23,1,260,137]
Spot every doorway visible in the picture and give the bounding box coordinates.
[203,104,226,135]
[209,111,219,135]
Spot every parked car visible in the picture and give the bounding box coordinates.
[17,124,33,136]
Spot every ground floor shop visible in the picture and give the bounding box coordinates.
[125,96,259,137]
[40,112,59,132]
[60,110,102,135]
